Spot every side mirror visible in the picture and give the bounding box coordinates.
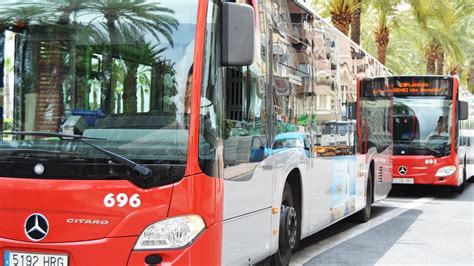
[222,2,255,66]
[458,101,469,121]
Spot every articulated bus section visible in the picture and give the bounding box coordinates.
[459,87,474,181]
[219,1,392,264]
[391,76,471,192]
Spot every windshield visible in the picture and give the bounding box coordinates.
[273,138,304,149]
[393,96,453,157]
[323,123,336,134]
[0,0,198,184]
[336,123,349,135]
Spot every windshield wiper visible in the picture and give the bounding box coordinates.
[0,131,153,179]
[413,143,443,157]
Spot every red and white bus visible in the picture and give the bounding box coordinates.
[391,76,470,191]
[459,87,474,182]
[0,0,392,265]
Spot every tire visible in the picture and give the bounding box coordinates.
[270,183,299,266]
[469,166,474,183]
[353,169,373,223]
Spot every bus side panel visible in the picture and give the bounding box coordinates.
[222,209,272,265]
[372,147,393,201]
[359,81,392,201]
[305,155,366,236]
[306,158,333,236]
[221,156,274,265]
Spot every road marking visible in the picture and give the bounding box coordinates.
[290,196,436,266]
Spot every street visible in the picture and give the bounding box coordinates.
[291,181,474,265]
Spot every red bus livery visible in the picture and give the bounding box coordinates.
[1,0,393,265]
[391,76,470,191]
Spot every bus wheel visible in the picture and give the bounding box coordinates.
[353,170,373,223]
[272,183,298,266]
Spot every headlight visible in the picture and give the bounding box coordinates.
[435,166,456,177]
[134,215,206,250]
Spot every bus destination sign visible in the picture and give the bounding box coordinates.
[390,77,453,97]
[362,78,391,98]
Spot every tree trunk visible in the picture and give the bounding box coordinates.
[123,63,138,114]
[351,0,362,44]
[116,91,121,113]
[375,25,389,65]
[468,59,474,93]
[103,16,119,114]
[331,14,351,36]
[102,51,114,113]
[58,8,74,25]
[140,85,144,112]
[425,42,440,75]
[426,59,436,75]
[436,49,444,75]
[376,44,386,65]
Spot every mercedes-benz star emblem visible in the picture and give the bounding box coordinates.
[398,166,408,176]
[34,164,45,175]
[24,213,49,241]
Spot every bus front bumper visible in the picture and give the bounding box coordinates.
[0,222,221,266]
[393,171,458,186]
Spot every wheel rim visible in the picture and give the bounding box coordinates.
[279,204,298,254]
[286,206,297,249]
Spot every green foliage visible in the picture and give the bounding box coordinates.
[314,0,473,89]
[224,120,235,140]
[2,117,13,131]
[326,0,361,15]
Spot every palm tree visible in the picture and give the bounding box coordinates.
[445,0,474,84]
[86,0,178,47]
[356,0,471,91]
[371,0,399,65]
[85,0,179,113]
[54,0,88,25]
[137,65,151,112]
[436,47,444,75]
[350,0,362,44]
[1,1,179,120]
[381,11,426,75]
[408,0,469,76]
[424,40,442,74]
[326,0,360,36]
[115,25,170,114]
[0,3,46,30]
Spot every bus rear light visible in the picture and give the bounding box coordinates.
[435,166,456,177]
[134,215,206,250]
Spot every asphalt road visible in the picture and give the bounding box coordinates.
[290,181,474,265]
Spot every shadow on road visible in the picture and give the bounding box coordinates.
[293,181,473,265]
[303,209,423,265]
[389,181,473,202]
[296,205,396,252]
